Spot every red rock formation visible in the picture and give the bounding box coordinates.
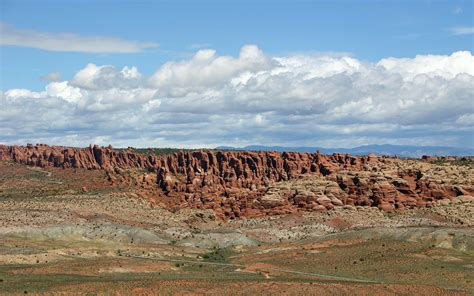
[1,144,472,219]
[0,144,159,170]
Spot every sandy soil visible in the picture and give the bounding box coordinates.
[0,160,473,295]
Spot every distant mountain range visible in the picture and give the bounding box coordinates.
[216,144,474,158]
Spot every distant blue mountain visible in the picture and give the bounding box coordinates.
[216,144,474,157]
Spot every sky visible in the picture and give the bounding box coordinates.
[0,0,473,148]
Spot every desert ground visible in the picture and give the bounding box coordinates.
[0,149,473,295]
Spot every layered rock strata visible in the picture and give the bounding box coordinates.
[0,144,472,219]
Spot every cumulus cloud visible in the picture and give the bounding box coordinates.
[148,45,273,96]
[377,51,474,79]
[0,22,158,53]
[71,63,143,90]
[1,46,473,148]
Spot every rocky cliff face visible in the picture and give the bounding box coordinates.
[155,150,381,193]
[0,144,159,170]
[1,144,472,219]
[0,143,383,177]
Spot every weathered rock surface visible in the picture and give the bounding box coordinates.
[0,144,473,219]
[0,144,158,170]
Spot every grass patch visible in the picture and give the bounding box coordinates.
[202,247,234,263]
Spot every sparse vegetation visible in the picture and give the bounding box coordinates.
[202,247,233,263]
[431,158,474,168]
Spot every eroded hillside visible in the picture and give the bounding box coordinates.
[1,144,473,219]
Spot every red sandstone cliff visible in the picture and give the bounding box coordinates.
[0,144,472,218]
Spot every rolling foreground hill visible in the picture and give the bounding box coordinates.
[0,144,473,295]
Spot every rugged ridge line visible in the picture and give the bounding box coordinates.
[1,144,472,219]
[0,143,383,179]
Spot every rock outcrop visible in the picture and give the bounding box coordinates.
[1,144,158,170]
[1,144,472,219]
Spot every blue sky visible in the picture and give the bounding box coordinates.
[0,0,473,149]
[1,0,473,90]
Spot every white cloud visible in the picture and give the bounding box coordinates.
[45,82,82,103]
[4,89,44,100]
[377,51,474,79]
[447,26,474,35]
[1,46,473,148]
[148,45,273,96]
[71,63,142,90]
[0,22,158,53]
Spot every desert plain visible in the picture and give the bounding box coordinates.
[0,144,472,295]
